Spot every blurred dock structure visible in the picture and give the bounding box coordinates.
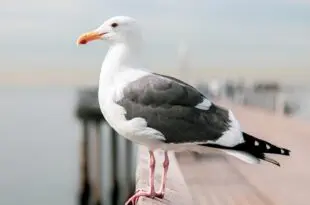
[196,80,301,117]
[75,88,136,205]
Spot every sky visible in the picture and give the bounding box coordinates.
[1,0,310,71]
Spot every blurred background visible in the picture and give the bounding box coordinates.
[0,0,309,205]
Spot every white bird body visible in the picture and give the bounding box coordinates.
[77,15,290,204]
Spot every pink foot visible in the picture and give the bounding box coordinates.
[126,150,167,204]
[125,190,162,205]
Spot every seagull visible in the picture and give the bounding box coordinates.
[76,16,291,205]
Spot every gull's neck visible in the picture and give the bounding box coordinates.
[99,41,142,85]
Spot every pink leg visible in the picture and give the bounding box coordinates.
[125,150,156,205]
[156,151,169,198]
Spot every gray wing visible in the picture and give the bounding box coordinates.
[116,73,231,144]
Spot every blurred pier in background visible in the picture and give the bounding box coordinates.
[75,88,136,205]
[196,80,301,117]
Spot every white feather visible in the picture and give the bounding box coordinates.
[195,98,212,110]
[255,141,259,146]
[223,150,260,164]
[207,110,244,147]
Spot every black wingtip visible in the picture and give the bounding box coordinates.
[282,148,291,156]
[242,132,291,156]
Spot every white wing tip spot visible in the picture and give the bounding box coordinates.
[254,141,259,146]
[266,144,271,149]
[195,98,212,110]
[281,149,285,154]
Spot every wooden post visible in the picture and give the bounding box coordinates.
[91,121,102,205]
[111,129,119,205]
[125,139,134,200]
[275,92,285,115]
[79,120,91,205]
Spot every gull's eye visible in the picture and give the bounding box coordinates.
[111,23,118,28]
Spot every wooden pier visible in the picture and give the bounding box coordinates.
[135,101,310,205]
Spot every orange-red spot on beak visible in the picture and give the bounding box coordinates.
[79,39,87,44]
[76,31,103,45]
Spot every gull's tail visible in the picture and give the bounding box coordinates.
[202,132,291,166]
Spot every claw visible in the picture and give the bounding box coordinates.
[125,189,166,205]
[125,190,156,205]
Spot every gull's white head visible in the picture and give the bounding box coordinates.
[77,16,141,45]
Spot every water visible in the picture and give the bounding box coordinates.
[0,86,80,205]
[0,86,309,205]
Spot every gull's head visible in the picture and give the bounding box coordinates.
[77,16,141,45]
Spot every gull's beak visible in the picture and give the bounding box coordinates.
[76,31,104,45]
